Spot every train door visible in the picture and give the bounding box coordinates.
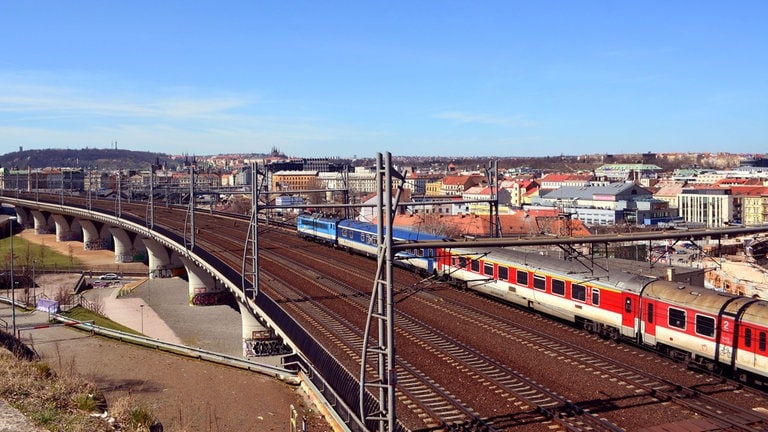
[640,300,657,346]
[424,248,435,273]
[437,248,450,274]
[737,326,758,372]
[716,315,737,367]
[622,295,638,338]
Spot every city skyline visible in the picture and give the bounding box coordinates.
[1,1,766,158]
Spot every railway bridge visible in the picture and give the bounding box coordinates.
[0,192,275,354]
[1,190,378,431]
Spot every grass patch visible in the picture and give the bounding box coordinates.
[0,235,85,272]
[0,348,159,431]
[62,305,140,335]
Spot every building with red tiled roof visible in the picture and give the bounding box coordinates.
[500,179,540,207]
[439,175,486,196]
[713,178,765,187]
[390,209,590,239]
[729,186,768,226]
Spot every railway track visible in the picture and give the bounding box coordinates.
[261,247,627,431]
[260,232,768,430]
[422,291,768,431]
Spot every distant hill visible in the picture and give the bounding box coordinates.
[0,148,173,170]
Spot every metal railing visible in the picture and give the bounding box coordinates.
[45,314,301,384]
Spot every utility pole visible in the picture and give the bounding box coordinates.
[360,152,402,431]
[116,172,122,218]
[148,165,155,229]
[188,165,196,250]
[243,162,261,300]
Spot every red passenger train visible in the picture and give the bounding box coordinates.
[434,246,768,385]
[296,217,768,384]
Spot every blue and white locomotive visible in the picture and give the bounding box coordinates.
[296,213,445,274]
[296,212,339,245]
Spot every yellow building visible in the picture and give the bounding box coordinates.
[425,180,442,196]
[741,192,768,225]
[271,170,319,191]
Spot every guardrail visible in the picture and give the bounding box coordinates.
[47,314,301,385]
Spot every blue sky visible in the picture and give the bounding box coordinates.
[1,1,766,158]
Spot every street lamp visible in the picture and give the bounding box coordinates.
[140,304,144,334]
[8,216,17,335]
[32,259,38,304]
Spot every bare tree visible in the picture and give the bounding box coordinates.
[304,177,326,205]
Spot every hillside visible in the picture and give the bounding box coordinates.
[0,148,172,170]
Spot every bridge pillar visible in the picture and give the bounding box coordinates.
[30,210,51,234]
[79,219,108,250]
[141,238,179,278]
[11,207,30,228]
[239,301,281,357]
[179,255,226,304]
[108,227,146,263]
[52,214,81,242]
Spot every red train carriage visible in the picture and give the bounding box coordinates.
[639,282,731,366]
[633,280,768,383]
[730,299,768,383]
[436,246,648,340]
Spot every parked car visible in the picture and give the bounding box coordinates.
[99,273,120,280]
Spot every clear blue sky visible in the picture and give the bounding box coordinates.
[1,1,766,158]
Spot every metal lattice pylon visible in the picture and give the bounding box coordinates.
[242,162,261,300]
[360,152,404,431]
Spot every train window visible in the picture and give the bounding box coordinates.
[416,249,424,257]
[428,249,434,258]
[533,275,546,291]
[498,266,509,281]
[745,328,752,347]
[483,262,494,277]
[592,289,600,306]
[625,298,632,313]
[457,257,467,268]
[551,279,565,296]
[695,315,715,338]
[761,332,767,352]
[516,270,528,286]
[669,308,686,330]
[572,284,586,302]
[470,259,480,273]
[341,229,348,237]
[647,303,654,323]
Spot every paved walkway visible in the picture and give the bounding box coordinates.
[0,277,250,431]
[0,400,44,432]
[90,279,185,344]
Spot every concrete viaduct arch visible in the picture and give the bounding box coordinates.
[1,197,272,358]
